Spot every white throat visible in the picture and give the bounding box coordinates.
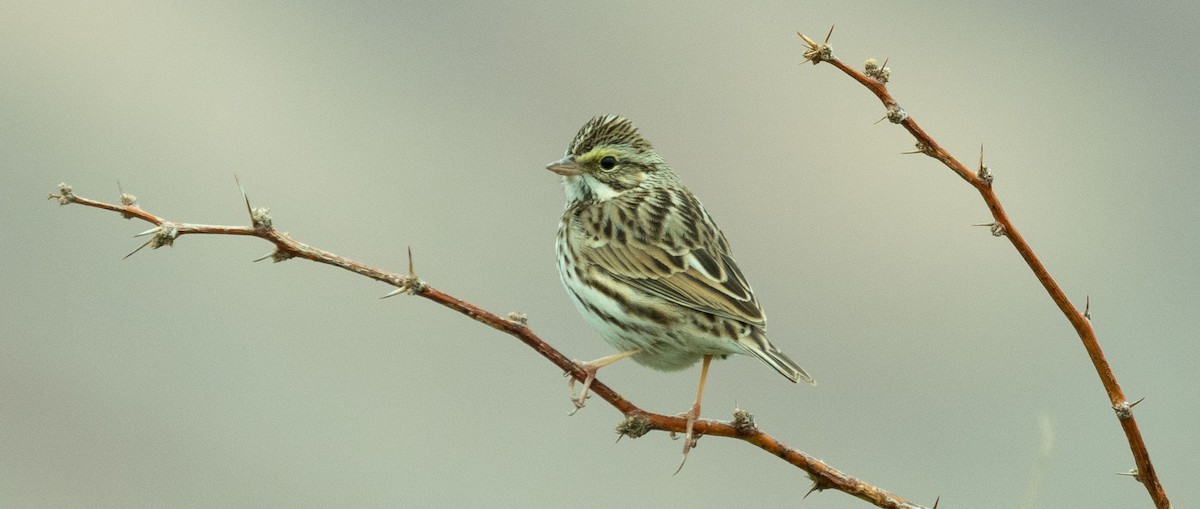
[563,174,621,204]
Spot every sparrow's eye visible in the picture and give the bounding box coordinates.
[599,156,618,171]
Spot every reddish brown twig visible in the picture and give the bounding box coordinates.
[797,29,1169,509]
[48,183,930,509]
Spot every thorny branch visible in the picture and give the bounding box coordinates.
[797,28,1170,509]
[48,183,930,509]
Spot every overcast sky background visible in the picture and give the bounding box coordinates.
[3,2,1197,508]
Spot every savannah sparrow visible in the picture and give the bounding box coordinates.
[548,115,814,456]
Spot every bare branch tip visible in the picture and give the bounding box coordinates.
[50,183,76,205]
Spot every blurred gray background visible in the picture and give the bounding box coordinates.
[2,2,1196,508]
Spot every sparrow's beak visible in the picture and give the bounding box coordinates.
[546,156,582,176]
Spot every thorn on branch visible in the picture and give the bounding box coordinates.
[615,414,653,440]
[136,222,177,248]
[49,183,76,205]
[124,222,178,259]
[977,145,994,186]
[253,250,294,263]
[798,26,835,64]
[901,141,936,158]
[1116,468,1142,482]
[1084,295,1091,320]
[972,221,1007,237]
[381,246,425,298]
[864,58,891,84]
[234,175,273,230]
[804,473,835,498]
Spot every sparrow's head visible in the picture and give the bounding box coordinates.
[547,116,672,204]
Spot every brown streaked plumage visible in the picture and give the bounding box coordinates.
[547,115,813,461]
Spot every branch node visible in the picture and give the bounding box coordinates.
[505,311,529,326]
[732,407,757,434]
[798,27,835,64]
[381,275,425,298]
[864,58,891,84]
[977,164,994,186]
[615,414,653,440]
[381,247,425,297]
[115,181,141,218]
[1113,400,1133,420]
[124,222,177,259]
[132,222,178,247]
[885,105,908,124]
[152,222,178,248]
[50,183,76,205]
[251,207,273,230]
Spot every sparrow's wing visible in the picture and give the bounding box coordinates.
[574,189,765,326]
